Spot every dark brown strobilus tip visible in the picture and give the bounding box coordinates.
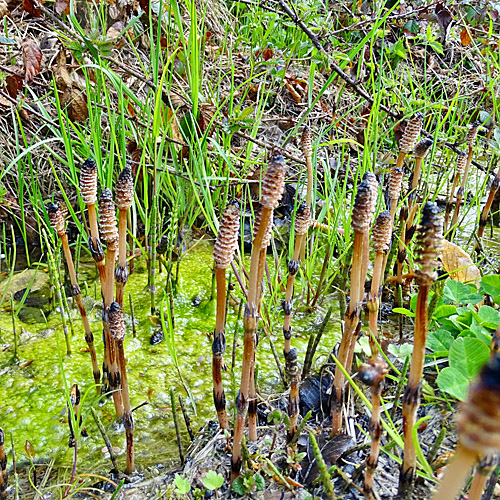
[98,188,123,417]
[283,201,311,443]
[431,354,500,500]
[109,301,134,474]
[400,202,442,494]
[405,138,434,245]
[115,166,134,308]
[0,428,6,500]
[367,210,392,356]
[232,156,286,482]
[332,172,379,436]
[359,357,389,500]
[451,121,481,231]
[48,203,101,391]
[212,200,240,431]
[444,151,467,232]
[399,112,424,154]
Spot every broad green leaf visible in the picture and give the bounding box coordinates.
[174,474,191,495]
[388,343,413,359]
[203,470,224,490]
[449,337,490,378]
[444,280,481,305]
[478,306,500,329]
[426,329,454,353]
[480,275,500,304]
[232,477,246,495]
[469,324,492,345]
[254,473,265,491]
[437,367,469,401]
[433,305,457,319]
[392,307,415,318]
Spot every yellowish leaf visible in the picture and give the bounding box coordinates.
[441,239,481,287]
[460,27,472,47]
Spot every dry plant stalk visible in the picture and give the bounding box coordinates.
[400,202,443,493]
[367,211,392,356]
[212,200,240,430]
[0,428,6,500]
[115,166,134,308]
[405,138,434,241]
[331,172,378,436]
[283,202,311,442]
[431,354,500,500]
[444,152,466,231]
[478,168,500,242]
[359,358,389,499]
[231,156,286,482]
[80,159,106,287]
[48,203,100,391]
[468,455,496,500]
[109,302,134,473]
[451,122,481,230]
[99,188,123,418]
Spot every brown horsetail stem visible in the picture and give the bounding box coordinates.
[431,354,500,500]
[48,203,100,391]
[99,188,123,418]
[451,121,481,230]
[468,455,496,500]
[212,200,240,431]
[444,151,467,232]
[400,202,443,493]
[358,357,389,500]
[405,138,434,241]
[115,166,134,308]
[477,165,500,243]
[388,166,404,224]
[0,428,6,500]
[331,172,378,436]
[109,302,134,474]
[80,159,106,287]
[367,210,392,356]
[283,202,311,442]
[300,126,313,260]
[231,155,286,482]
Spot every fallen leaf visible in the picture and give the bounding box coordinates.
[262,47,273,61]
[0,93,10,107]
[441,239,481,287]
[61,87,88,121]
[22,38,42,81]
[0,0,7,17]
[55,0,70,15]
[460,27,472,46]
[24,440,36,459]
[106,21,123,40]
[435,3,453,43]
[22,0,40,16]
[52,49,72,90]
[5,74,23,97]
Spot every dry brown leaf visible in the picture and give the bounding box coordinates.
[22,38,42,81]
[0,92,11,107]
[52,49,72,90]
[5,74,23,98]
[460,27,472,46]
[106,21,123,40]
[55,0,70,15]
[22,0,40,16]
[0,0,7,18]
[61,87,88,121]
[441,239,481,287]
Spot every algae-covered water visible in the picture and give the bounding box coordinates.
[0,240,341,475]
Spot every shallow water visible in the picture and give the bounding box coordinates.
[0,240,341,476]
